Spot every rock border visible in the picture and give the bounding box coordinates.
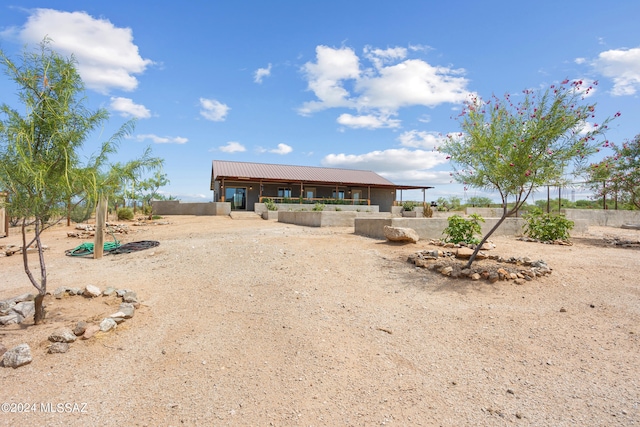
[408,240,552,285]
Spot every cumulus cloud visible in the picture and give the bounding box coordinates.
[322,148,449,173]
[593,47,640,96]
[269,143,293,155]
[219,141,246,153]
[299,44,471,122]
[9,8,152,93]
[134,134,188,144]
[254,63,272,83]
[336,113,401,129]
[397,130,444,149]
[199,98,230,121]
[110,97,151,118]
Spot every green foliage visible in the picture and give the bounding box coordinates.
[422,204,433,218]
[263,198,278,211]
[69,200,94,223]
[402,201,418,211]
[587,133,639,209]
[466,196,493,207]
[312,202,325,211]
[436,196,461,211]
[442,214,485,244]
[117,207,134,221]
[523,209,574,241]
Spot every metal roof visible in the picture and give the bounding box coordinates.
[211,160,399,187]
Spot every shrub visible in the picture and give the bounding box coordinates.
[422,204,433,218]
[442,214,484,244]
[263,198,278,211]
[117,207,134,221]
[70,201,93,223]
[523,209,574,241]
[402,201,417,211]
[312,203,325,211]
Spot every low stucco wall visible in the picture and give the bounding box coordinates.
[278,211,391,227]
[354,217,588,240]
[561,209,640,227]
[151,200,231,216]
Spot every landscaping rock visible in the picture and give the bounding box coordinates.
[84,285,101,298]
[99,318,117,332]
[455,247,487,260]
[2,343,32,368]
[12,301,35,319]
[118,303,135,318]
[123,291,139,304]
[48,342,70,354]
[384,226,419,243]
[0,313,23,325]
[103,287,117,296]
[82,325,100,340]
[49,328,77,343]
[73,321,88,336]
[53,287,68,299]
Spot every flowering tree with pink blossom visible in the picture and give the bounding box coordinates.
[440,80,617,267]
[587,134,640,209]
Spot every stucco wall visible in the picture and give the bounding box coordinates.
[278,211,391,227]
[354,217,588,240]
[254,203,379,214]
[561,209,640,227]
[151,200,231,216]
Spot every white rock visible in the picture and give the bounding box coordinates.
[2,343,32,368]
[383,226,419,243]
[99,318,117,332]
[84,285,101,298]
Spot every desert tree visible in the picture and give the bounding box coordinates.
[439,80,617,267]
[0,40,161,323]
[587,134,639,209]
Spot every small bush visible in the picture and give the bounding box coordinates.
[422,204,433,218]
[442,214,484,244]
[117,207,134,221]
[523,209,574,241]
[70,201,93,223]
[312,203,325,211]
[402,201,417,211]
[263,198,278,211]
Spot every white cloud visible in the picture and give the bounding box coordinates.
[110,97,151,118]
[337,113,400,129]
[134,134,188,144]
[219,141,246,153]
[593,47,640,95]
[269,143,293,155]
[398,130,444,149]
[299,45,470,118]
[299,45,360,115]
[322,148,449,173]
[12,9,152,94]
[574,57,586,65]
[199,98,230,121]
[254,63,272,83]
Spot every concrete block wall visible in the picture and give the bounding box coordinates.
[151,200,231,216]
[561,209,640,227]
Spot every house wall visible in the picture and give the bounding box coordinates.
[151,200,230,216]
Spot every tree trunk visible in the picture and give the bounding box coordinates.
[465,204,511,269]
[33,292,46,324]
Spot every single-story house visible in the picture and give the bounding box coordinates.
[210,160,433,212]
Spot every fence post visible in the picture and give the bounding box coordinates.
[94,194,108,259]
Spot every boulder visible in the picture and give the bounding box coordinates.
[384,226,419,243]
[2,343,32,368]
[455,247,487,260]
[48,342,70,354]
[12,301,35,319]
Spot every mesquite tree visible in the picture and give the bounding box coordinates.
[587,134,640,209]
[440,80,616,267]
[0,41,159,323]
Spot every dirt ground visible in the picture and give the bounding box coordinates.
[0,215,639,426]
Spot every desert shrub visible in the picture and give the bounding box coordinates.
[523,209,574,241]
[263,198,278,211]
[423,204,433,218]
[312,203,325,211]
[70,201,93,223]
[442,214,484,244]
[117,207,134,221]
[402,201,418,211]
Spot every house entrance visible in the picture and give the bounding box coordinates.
[225,187,247,210]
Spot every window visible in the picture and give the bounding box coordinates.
[278,187,292,198]
[332,190,345,199]
[305,187,315,199]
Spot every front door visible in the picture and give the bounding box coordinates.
[225,187,246,210]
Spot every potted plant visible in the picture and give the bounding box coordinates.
[402,201,418,217]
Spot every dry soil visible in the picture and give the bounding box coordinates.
[0,215,639,426]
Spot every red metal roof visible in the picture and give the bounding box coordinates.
[212,160,397,187]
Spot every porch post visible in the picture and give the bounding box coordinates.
[221,179,225,202]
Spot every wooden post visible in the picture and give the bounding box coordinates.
[94,194,108,259]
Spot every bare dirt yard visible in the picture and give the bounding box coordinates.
[0,215,639,426]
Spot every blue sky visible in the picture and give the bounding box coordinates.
[1,1,639,203]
